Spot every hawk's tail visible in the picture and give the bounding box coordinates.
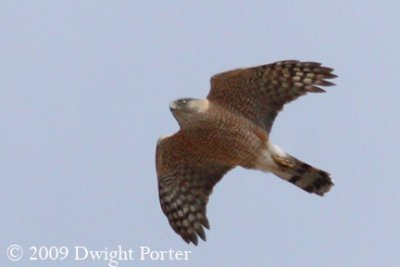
[271,153,334,196]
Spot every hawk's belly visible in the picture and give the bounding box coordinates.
[185,118,268,168]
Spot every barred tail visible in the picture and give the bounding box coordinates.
[271,153,334,196]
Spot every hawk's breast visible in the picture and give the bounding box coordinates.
[184,104,268,168]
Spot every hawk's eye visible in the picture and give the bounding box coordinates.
[179,98,192,104]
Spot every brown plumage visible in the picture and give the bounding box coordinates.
[156,60,337,245]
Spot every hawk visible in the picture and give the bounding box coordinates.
[156,60,336,245]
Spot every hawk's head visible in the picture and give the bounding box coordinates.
[169,98,210,128]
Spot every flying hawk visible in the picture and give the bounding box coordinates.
[155,60,336,245]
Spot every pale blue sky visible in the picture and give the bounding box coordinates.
[1,1,400,266]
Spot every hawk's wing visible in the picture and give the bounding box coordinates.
[156,132,232,245]
[207,60,337,133]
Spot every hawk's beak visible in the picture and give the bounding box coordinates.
[169,101,177,111]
